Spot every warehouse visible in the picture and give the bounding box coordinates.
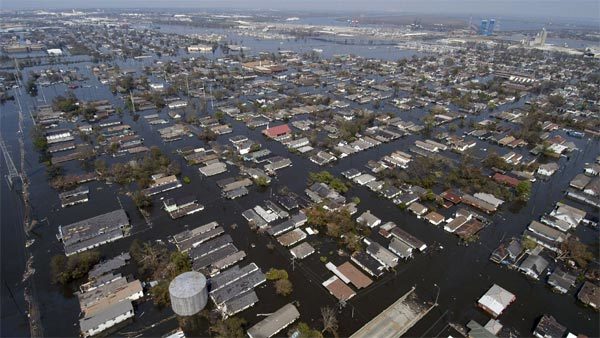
[59,209,129,256]
[193,244,239,271]
[247,304,300,338]
[173,222,222,252]
[189,235,233,261]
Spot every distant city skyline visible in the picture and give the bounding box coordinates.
[2,0,600,21]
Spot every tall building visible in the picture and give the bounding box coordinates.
[480,20,489,35]
[529,28,548,47]
[539,28,547,45]
[479,19,496,36]
[487,19,496,35]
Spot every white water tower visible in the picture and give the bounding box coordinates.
[169,271,208,316]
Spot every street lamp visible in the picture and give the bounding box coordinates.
[433,283,440,306]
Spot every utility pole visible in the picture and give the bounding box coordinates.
[39,84,47,104]
[129,90,136,112]
[209,83,214,110]
[185,74,190,95]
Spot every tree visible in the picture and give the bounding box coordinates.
[265,268,288,281]
[50,251,101,284]
[150,280,170,307]
[209,317,246,338]
[521,236,537,251]
[275,278,293,296]
[52,93,79,113]
[198,128,217,141]
[46,164,63,179]
[320,307,338,337]
[308,171,348,193]
[31,125,48,151]
[50,255,67,284]
[558,238,594,268]
[94,159,107,175]
[215,110,225,122]
[548,94,565,108]
[26,77,38,96]
[483,152,511,171]
[254,176,269,187]
[516,181,531,201]
[166,251,192,278]
[131,241,168,277]
[292,322,323,338]
[250,143,261,152]
[132,190,152,208]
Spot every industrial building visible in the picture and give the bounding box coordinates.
[58,209,129,256]
[247,304,300,338]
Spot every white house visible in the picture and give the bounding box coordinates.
[80,301,134,337]
[47,48,63,56]
[537,162,559,177]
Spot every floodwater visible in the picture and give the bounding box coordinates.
[154,24,425,61]
[1,25,599,338]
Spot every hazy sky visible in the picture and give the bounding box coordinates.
[2,0,600,20]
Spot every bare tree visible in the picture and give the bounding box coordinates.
[321,306,339,337]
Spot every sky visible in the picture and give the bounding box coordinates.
[2,0,600,21]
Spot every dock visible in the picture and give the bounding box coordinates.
[350,287,434,338]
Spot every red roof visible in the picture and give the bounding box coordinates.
[441,190,461,204]
[263,124,291,138]
[493,173,520,187]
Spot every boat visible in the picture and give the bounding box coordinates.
[566,130,584,138]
